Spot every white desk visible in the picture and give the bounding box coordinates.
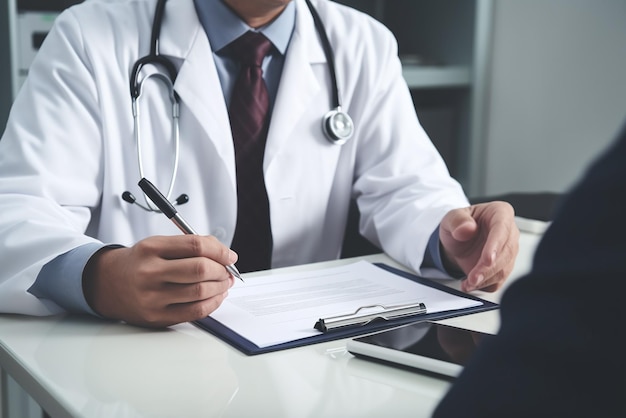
[0,232,541,418]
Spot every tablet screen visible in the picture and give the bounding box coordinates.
[347,321,490,377]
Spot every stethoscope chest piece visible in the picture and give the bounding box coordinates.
[323,107,354,145]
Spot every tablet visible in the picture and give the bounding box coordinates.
[346,321,491,378]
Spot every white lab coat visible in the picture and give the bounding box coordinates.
[0,0,468,315]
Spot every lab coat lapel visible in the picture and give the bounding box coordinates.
[159,0,236,189]
[264,1,326,168]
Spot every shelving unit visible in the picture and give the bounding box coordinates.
[402,66,471,89]
[336,0,493,196]
[0,0,16,131]
[1,1,83,131]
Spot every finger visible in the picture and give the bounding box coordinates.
[140,235,235,266]
[471,209,518,272]
[161,278,233,305]
[441,208,477,242]
[146,256,233,285]
[462,267,505,293]
[164,291,230,324]
[462,247,497,290]
[128,290,230,328]
[463,228,519,292]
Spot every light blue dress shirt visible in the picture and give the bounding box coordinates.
[195,0,295,110]
[30,0,453,316]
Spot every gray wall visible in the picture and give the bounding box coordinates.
[482,0,626,195]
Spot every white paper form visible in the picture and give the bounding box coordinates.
[210,261,482,348]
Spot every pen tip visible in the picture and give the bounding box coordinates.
[227,265,244,282]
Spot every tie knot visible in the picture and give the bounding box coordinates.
[229,31,273,67]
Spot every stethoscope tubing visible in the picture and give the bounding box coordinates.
[132,73,181,211]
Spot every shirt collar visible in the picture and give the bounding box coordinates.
[194,0,295,55]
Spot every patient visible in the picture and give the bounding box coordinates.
[433,119,626,417]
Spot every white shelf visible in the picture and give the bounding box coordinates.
[402,65,471,89]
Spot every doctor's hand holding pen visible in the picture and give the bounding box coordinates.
[82,235,237,328]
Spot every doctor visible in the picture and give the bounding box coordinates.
[0,0,518,328]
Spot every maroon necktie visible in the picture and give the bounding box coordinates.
[228,31,273,273]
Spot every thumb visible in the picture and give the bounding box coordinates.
[442,208,477,243]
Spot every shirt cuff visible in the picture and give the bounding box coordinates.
[28,242,107,316]
[422,226,465,279]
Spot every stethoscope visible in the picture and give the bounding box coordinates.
[122,0,354,212]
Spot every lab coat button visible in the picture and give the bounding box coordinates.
[212,227,226,241]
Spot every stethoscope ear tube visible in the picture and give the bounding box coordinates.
[129,0,177,99]
[129,71,182,212]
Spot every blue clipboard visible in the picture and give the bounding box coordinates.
[193,263,499,355]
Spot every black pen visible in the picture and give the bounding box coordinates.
[138,178,244,282]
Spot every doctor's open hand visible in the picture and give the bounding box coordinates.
[439,201,519,293]
[82,235,237,328]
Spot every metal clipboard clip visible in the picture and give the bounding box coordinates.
[314,302,427,333]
